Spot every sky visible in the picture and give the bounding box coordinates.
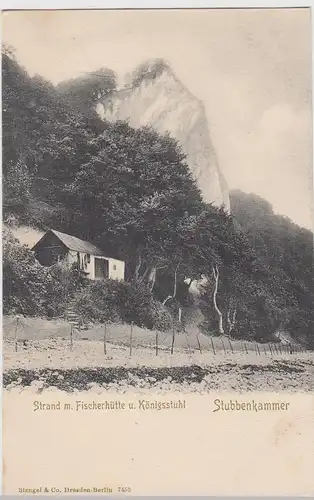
[2,8,313,229]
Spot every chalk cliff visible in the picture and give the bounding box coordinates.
[96,59,230,212]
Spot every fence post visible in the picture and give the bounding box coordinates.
[228,338,234,354]
[178,307,182,323]
[184,327,192,356]
[221,339,226,355]
[171,326,175,355]
[244,342,248,354]
[210,337,216,355]
[14,316,19,352]
[70,324,73,351]
[256,343,261,356]
[155,332,159,356]
[104,322,107,355]
[129,322,133,357]
[268,343,273,356]
[196,334,202,354]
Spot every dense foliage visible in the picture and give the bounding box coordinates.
[131,58,171,87]
[3,228,85,317]
[229,191,314,345]
[2,48,313,345]
[2,46,104,224]
[57,67,117,116]
[73,279,176,331]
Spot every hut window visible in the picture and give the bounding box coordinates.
[113,264,117,270]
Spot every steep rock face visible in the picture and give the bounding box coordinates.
[6,224,44,248]
[96,60,230,212]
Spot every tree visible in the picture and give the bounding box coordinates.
[2,49,103,222]
[131,59,171,88]
[3,158,32,216]
[57,68,117,116]
[64,122,203,278]
[230,190,314,343]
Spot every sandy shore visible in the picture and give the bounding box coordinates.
[3,338,314,393]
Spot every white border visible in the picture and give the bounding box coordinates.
[0,1,312,9]
[1,2,313,497]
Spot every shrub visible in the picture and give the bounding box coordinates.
[3,228,86,317]
[287,308,314,349]
[73,278,175,331]
[3,228,48,316]
[43,261,88,317]
[72,280,121,324]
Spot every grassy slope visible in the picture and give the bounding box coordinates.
[3,315,291,354]
[4,316,313,392]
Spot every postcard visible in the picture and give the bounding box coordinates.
[2,7,314,496]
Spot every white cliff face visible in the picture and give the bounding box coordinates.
[8,225,45,248]
[96,64,230,212]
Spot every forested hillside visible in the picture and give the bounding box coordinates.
[2,47,313,346]
[230,190,314,345]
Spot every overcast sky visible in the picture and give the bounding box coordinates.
[3,8,313,229]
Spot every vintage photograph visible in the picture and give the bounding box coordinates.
[2,8,313,396]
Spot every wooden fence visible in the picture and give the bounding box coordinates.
[4,316,308,357]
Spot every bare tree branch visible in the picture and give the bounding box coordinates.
[212,264,224,335]
[138,266,150,283]
[148,267,157,292]
[162,261,181,306]
[227,303,237,336]
[134,254,142,281]
[148,263,168,292]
